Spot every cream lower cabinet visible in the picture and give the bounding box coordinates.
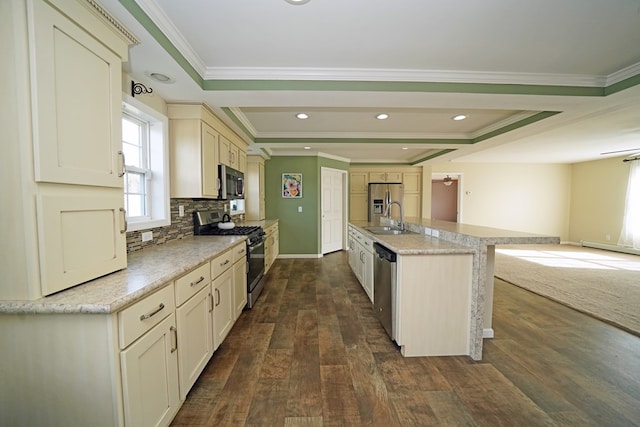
[174,262,213,400]
[119,285,179,427]
[211,249,235,350]
[232,244,248,319]
[264,221,280,273]
[120,313,180,427]
[348,226,374,302]
[212,268,234,349]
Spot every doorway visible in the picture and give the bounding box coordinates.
[321,167,347,254]
[431,173,461,222]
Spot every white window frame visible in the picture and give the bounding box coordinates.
[122,94,170,232]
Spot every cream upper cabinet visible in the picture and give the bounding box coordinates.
[246,156,266,220]
[37,188,127,295]
[403,172,421,193]
[219,135,231,166]
[369,172,402,183]
[31,0,124,188]
[349,193,368,222]
[237,149,247,173]
[169,115,220,199]
[4,0,133,299]
[229,143,239,169]
[350,172,368,193]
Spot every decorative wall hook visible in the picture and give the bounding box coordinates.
[131,80,153,97]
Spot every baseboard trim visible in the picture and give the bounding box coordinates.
[277,254,323,259]
[483,328,494,339]
[580,240,640,256]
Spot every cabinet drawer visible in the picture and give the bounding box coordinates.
[119,285,175,349]
[211,250,233,279]
[232,242,247,263]
[175,263,210,307]
[361,235,374,253]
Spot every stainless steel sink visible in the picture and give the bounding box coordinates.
[364,226,414,235]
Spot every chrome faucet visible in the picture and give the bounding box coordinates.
[384,200,405,231]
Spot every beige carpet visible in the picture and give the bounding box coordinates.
[494,244,640,336]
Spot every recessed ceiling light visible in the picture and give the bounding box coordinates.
[285,0,310,5]
[296,113,309,119]
[453,114,467,121]
[402,147,408,150]
[304,146,311,150]
[147,72,174,83]
[376,113,389,120]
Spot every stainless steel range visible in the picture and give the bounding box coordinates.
[193,211,266,308]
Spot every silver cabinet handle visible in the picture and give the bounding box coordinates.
[170,326,177,353]
[118,150,126,178]
[220,259,230,267]
[209,293,214,313]
[119,208,127,234]
[215,288,220,306]
[140,303,165,321]
[190,276,205,287]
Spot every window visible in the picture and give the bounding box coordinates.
[618,159,640,250]
[121,95,170,231]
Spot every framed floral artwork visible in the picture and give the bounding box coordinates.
[282,173,302,198]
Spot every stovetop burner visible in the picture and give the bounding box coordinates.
[193,211,263,241]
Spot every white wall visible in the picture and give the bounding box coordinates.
[427,163,572,240]
[569,156,629,245]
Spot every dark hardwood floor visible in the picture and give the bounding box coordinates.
[171,251,640,426]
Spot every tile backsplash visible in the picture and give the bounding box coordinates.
[126,198,226,252]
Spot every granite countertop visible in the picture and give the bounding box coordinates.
[0,235,246,315]
[349,222,476,255]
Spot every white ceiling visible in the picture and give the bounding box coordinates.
[101,0,640,164]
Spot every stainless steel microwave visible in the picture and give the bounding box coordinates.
[219,164,244,200]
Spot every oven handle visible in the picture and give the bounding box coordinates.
[248,239,265,252]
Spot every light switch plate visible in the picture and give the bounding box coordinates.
[298,206,303,213]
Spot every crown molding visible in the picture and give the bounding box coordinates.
[203,66,608,88]
[253,131,470,140]
[84,0,139,44]
[135,0,207,76]
[606,62,640,86]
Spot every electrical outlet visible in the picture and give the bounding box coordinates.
[298,206,303,213]
[178,205,185,217]
[606,234,611,241]
[141,231,153,242]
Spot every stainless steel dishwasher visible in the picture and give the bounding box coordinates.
[373,242,397,341]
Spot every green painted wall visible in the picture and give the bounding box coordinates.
[265,156,349,255]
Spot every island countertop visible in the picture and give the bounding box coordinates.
[0,235,246,315]
[349,221,476,255]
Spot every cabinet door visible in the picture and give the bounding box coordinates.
[219,136,231,166]
[229,144,239,169]
[258,163,266,220]
[201,123,219,197]
[404,193,421,218]
[233,258,247,319]
[403,172,421,193]
[176,286,213,400]
[31,0,123,188]
[386,172,402,182]
[363,249,374,303]
[369,172,386,182]
[350,173,368,193]
[212,269,234,350]
[237,149,247,173]
[349,194,368,221]
[121,313,180,427]
[37,190,127,296]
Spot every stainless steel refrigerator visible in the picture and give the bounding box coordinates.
[368,182,404,223]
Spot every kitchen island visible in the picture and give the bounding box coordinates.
[349,218,560,360]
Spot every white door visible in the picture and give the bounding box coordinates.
[321,168,345,254]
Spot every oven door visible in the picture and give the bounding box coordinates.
[247,237,265,293]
